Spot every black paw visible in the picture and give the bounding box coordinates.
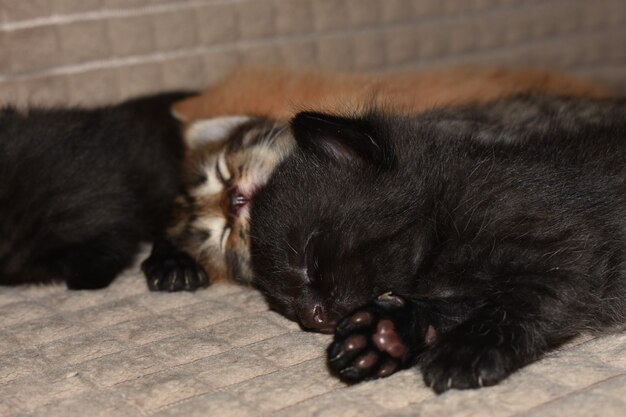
[422,321,516,393]
[60,234,135,290]
[141,248,208,292]
[327,293,436,383]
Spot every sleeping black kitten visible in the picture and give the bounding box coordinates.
[0,91,194,289]
[249,95,626,392]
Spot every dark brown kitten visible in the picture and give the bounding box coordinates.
[249,94,626,392]
[0,92,192,289]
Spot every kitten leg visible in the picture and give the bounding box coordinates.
[327,294,475,382]
[422,287,581,393]
[59,234,137,290]
[421,302,558,393]
[141,237,208,292]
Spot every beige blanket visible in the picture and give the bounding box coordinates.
[1,251,625,417]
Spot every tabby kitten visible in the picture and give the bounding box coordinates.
[142,68,609,290]
[249,94,626,392]
[142,116,295,290]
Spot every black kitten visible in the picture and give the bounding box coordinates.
[249,95,626,392]
[0,91,194,289]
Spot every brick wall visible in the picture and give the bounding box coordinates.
[1,0,625,106]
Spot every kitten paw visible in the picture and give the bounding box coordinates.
[327,293,434,382]
[421,324,515,393]
[141,249,208,292]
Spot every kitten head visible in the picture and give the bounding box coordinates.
[250,111,429,332]
[169,116,296,284]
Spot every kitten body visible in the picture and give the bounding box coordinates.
[249,95,626,390]
[172,67,609,122]
[0,92,192,289]
[143,68,610,289]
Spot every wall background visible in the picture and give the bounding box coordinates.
[1,0,625,106]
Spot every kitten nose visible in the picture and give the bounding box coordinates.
[298,304,336,333]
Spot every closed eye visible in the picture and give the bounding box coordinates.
[215,155,229,185]
[220,226,231,251]
[303,230,321,282]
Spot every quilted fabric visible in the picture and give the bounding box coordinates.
[1,251,625,416]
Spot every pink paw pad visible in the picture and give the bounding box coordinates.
[355,351,379,370]
[377,359,398,377]
[343,335,367,353]
[351,311,373,326]
[373,319,407,358]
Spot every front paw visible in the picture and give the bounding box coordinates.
[141,248,208,292]
[422,323,516,393]
[327,293,436,383]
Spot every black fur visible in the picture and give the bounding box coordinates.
[0,92,194,289]
[249,94,626,391]
[142,236,209,291]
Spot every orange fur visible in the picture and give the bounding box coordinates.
[172,67,610,122]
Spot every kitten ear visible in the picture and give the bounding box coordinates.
[184,116,251,149]
[291,111,393,168]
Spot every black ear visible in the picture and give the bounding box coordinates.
[291,111,394,169]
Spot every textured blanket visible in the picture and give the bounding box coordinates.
[1,252,625,417]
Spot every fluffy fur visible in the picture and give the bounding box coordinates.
[0,92,193,289]
[142,67,610,289]
[248,95,626,392]
[172,67,610,122]
[143,117,295,289]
